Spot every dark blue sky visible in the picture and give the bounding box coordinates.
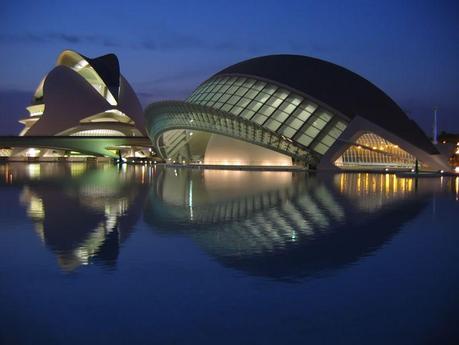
[0,0,458,135]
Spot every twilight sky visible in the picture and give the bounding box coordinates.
[0,0,458,135]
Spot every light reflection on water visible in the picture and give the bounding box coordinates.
[1,163,459,344]
[0,162,455,276]
[145,168,435,280]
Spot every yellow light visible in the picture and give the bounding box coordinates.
[27,148,40,157]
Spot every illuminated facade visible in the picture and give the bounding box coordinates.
[335,133,416,169]
[8,50,150,158]
[145,55,450,171]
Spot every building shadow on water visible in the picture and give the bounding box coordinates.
[144,168,432,281]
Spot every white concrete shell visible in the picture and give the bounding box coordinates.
[19,50,145,137]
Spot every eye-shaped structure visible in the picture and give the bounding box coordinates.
[145,55,449,170]
[19,50,145,138]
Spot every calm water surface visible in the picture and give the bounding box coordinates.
[1,163,458,345]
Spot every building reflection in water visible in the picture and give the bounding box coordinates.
[145,168,437,280]
[2,162,455,277]
[1,163,150,271]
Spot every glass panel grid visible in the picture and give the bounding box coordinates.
[336,132,415,168]
[187,76,348,154]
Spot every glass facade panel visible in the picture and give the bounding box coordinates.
[241,109,255,119]
[293,108,313,122]
[296,134,314,147]
[278,102,297,115]
[281,126,297,138]
[227,95,241,105]
[303,126,320,138]
[251,112,268,123]
[230,106,244,116]
[335,121,347,131]
[220,103,233,112]
[265,96,284,109]
[218,94,231,103]
[235,87,249,96]
[312,118,327,129]
[244,89,261,99]
[252,81,266,91]
[289,118,304,130]
[305,103,318,113]
[273,89,289,100]
[235,97,251,109]
[246,100,263,113]
[320,134,336,146]
[254,92,271,103]
[270,109,290,123]
[335,132,416,169]
[313,142,329,155]
[242,79,256,89]
[185,75,349,155]
[260,84,277,96]
[258,104,276,117]
[318,111,332,122]
[265,119,282,132]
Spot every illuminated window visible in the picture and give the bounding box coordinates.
[335,132,417,169]
[70,129,125,136]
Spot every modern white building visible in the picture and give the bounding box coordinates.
[145,55,450,171]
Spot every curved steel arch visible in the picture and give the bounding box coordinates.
[212,54,438,155]
[145,101,319,165]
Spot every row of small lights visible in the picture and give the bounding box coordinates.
[115,158,157,165]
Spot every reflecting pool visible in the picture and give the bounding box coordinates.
[1,163,458,344]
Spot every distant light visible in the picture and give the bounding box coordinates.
[182,160,186,164]
[442,141,446,144]
[440,170,444,174]
[411,169,415,172]
[149,148,152,152]
[27,148,40,157]
[122,157,127,162]
[154,161,157,164]
[455,167,459,173]
[385,168,389,172]
[189,132,193,136]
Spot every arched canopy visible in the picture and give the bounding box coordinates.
[145,101,319,164]
[213,55,438,155]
